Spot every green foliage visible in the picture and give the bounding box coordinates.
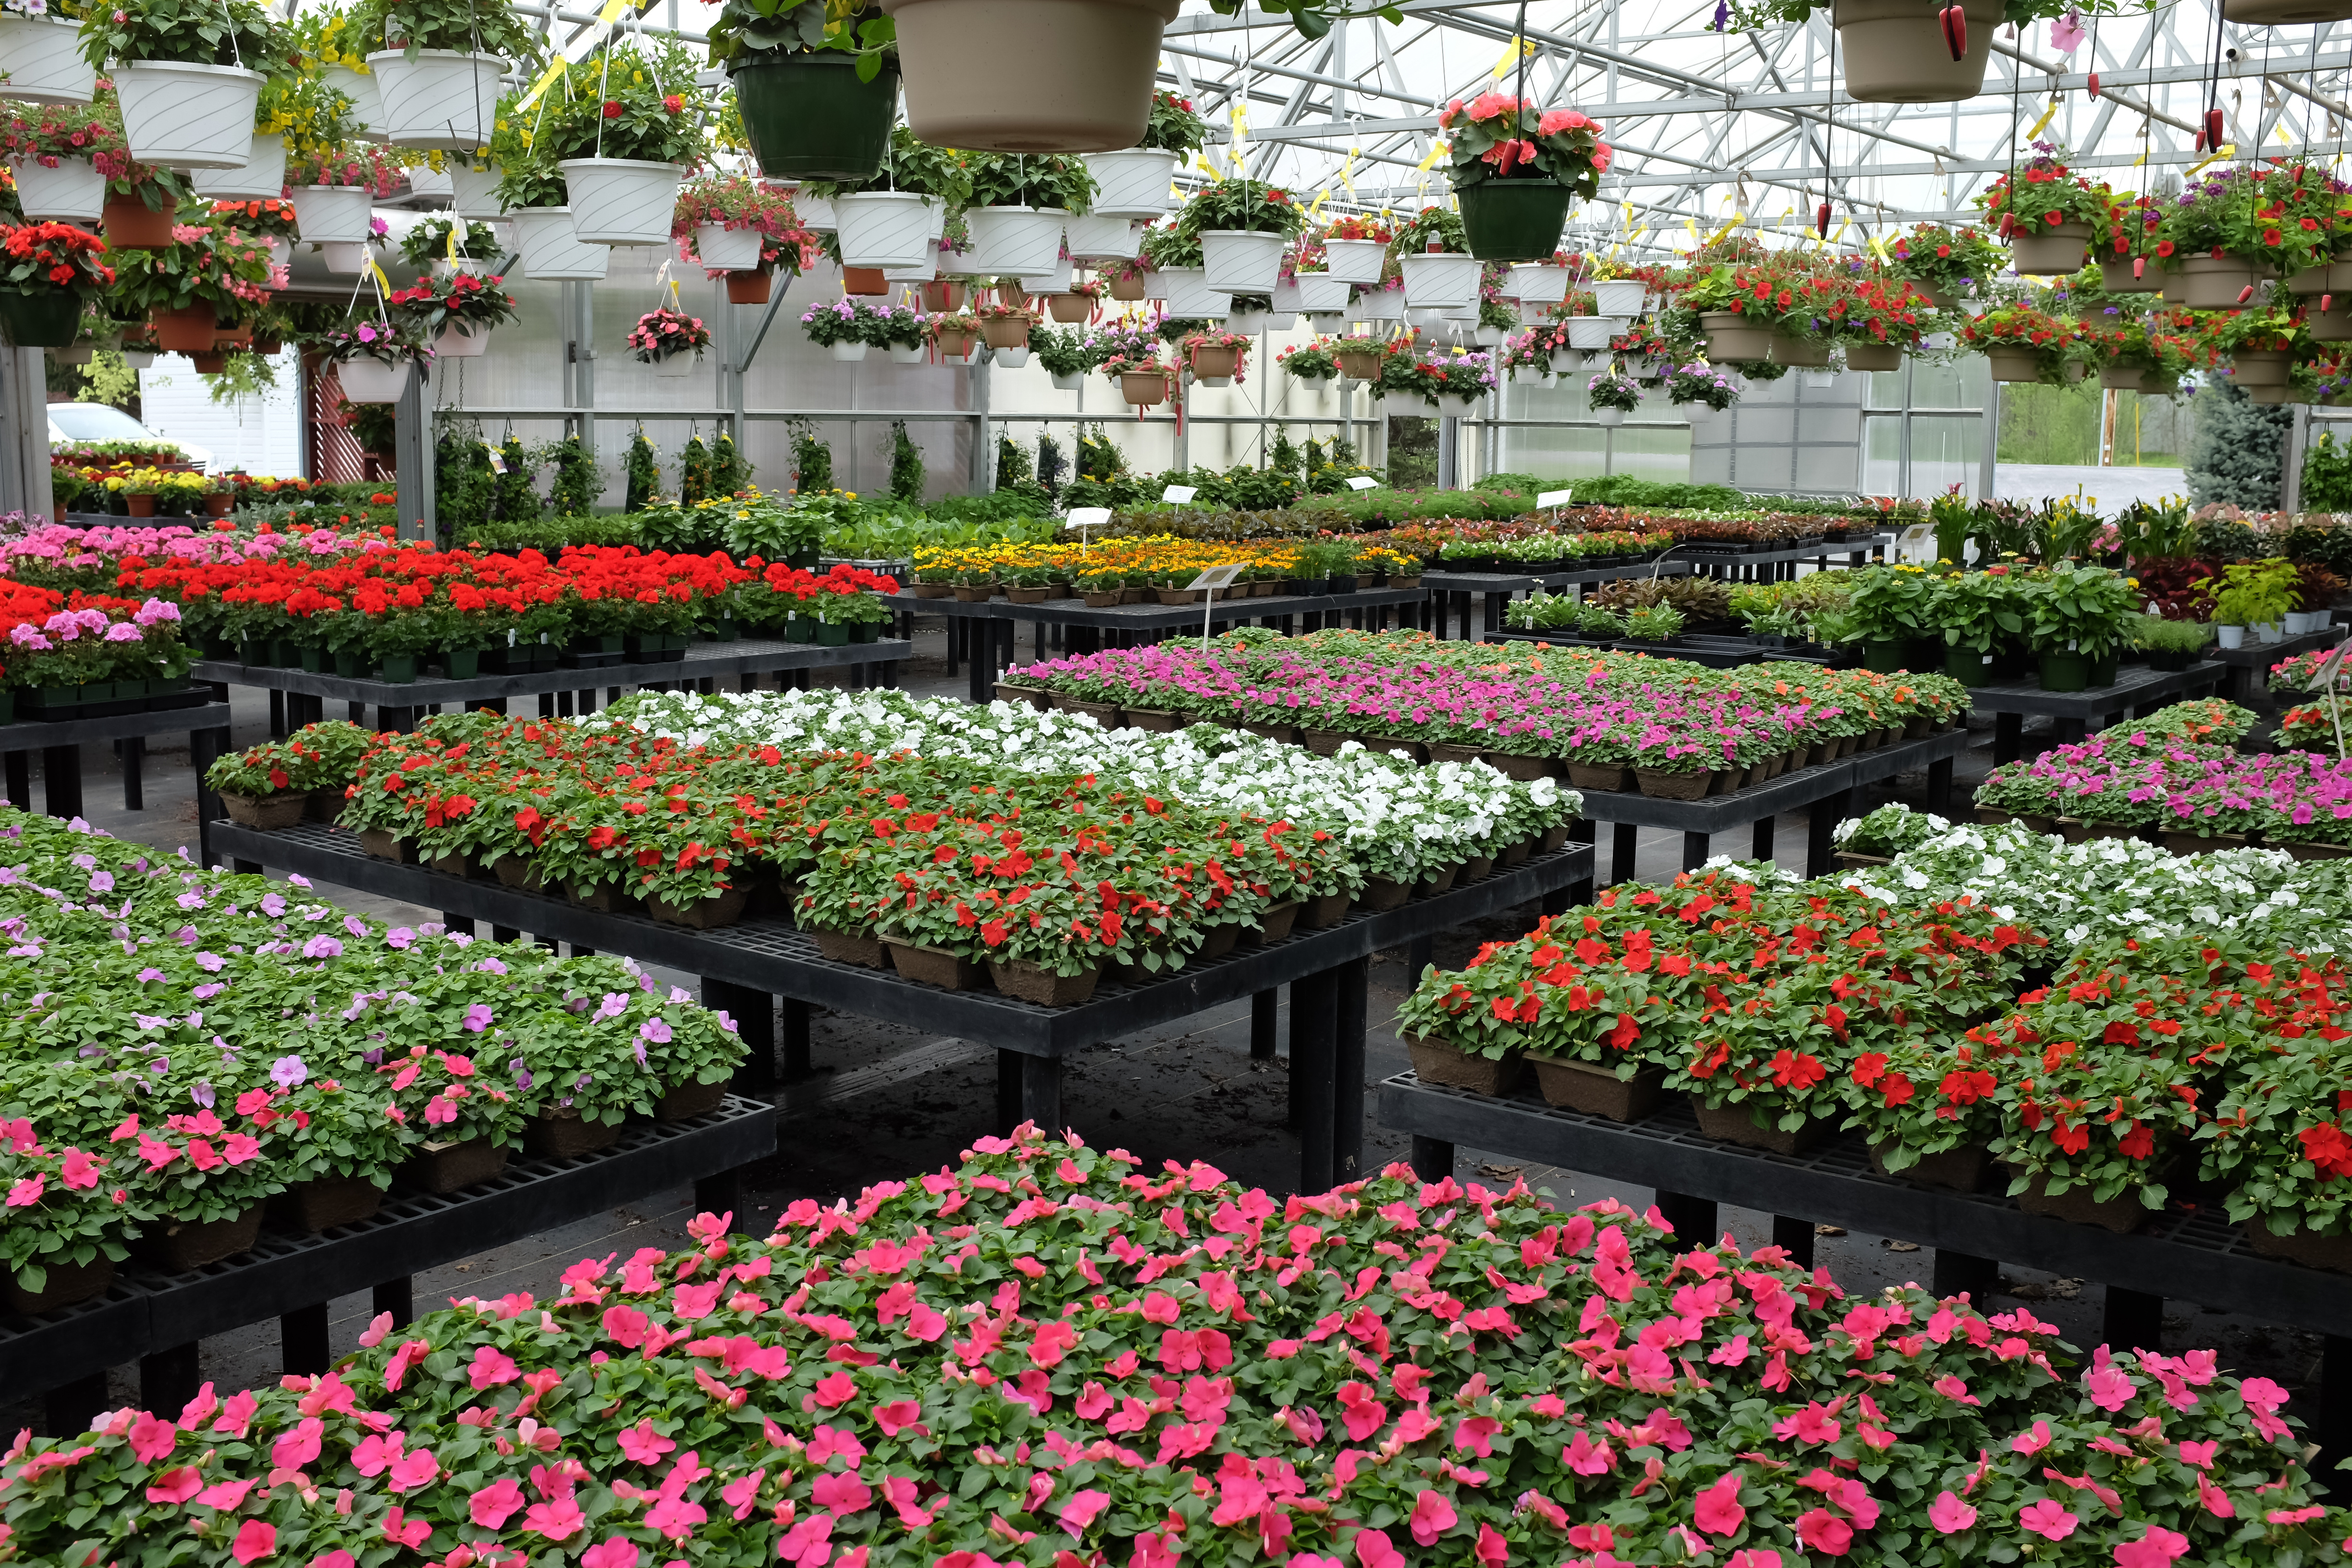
[994,432,1032,490]
[433,419,494,538]
[453,514,643,551]
[790,421,833,494]
[1269,424,1301,477]
[348,0,545,62]
[679,434,713,505]
[491,434,540,523]
[887,419,924,502]
[625,428,661,511]
[1075,423,1127,482]
[77,0,282,69]
[545,434,603,517]
[2300,429,2352,513]
[708,432,751,499]
[1036,434,1065,495]
[2186,380,2291,513]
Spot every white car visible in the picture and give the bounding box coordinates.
[47,402,216,473]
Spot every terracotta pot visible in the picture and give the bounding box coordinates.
[1868,1139,1989,1193]
[811,927,888,968]
[1120,370,1167,406]
[1691,1097,1829,1156]
[1698,310,1774,362]
[1,1255,114,1316]
[150,303,218,352]
[1635,767,1713,799]
[886,941,984,989]
[525,1109,623,1159]
[1245,901,1302,945]
[842,265,888,294]
[1407,1035,1525,1096]
[133,1208,262,1272]
[2014,1171,2151,1234]
[399,1138,508,1193]
[725,269,773,304]
[1299,891,1352,928]
[658,1079,730,1121]
[221,790,306,830]
[1568,763,1631,792]
[988,959,1101,1006]
[1531,1057,1664,1122]
[2167,255,2278,310]
[275,1175,385,1232]
[103,191,178,248]
[1108,272,1146,300]
[647,885,750,929]
[189,351,227,374]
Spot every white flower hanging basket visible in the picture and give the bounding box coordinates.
[650,350,698,379]
[1323,239,1386,286]
[1399,252,1479,310]
[1083,148,1180,218]
[292,185,375,245]
[434,322,491,358]
[7,156,104,223]
[957,205,1064,276]
[115,61,264,171]
[338,357,414,403]
[1591,280,1648,317]
[1199,230,1286,294]
[0,15,95,104]
[558,158,686,246]
[449,163,506,220]
[1152,266,1222,318]
[1565,317,1615,350]
[509,206,611,282]
[1507,263,1568,304]
[191,133,286,202]
[322,64,390,138]
[834,191,935,270]
[693,221,767,271]
[1063,213,1141,260]
[368,49,502,149]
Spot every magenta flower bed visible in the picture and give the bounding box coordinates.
[1979,729,2352,845]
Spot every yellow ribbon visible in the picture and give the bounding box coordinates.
[1414,140,1446,172]
[2026,98,2060,140]
[445,220,463,264]
[1490,38,1536,78]
[1703,214,1743,244]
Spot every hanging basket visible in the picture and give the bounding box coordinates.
[509,206,611,281]
[793,194,837,233]
[1834,0,1999,102]
[1354,285,1406,320]
[1457,178,1574,262]
[322,64,389,137]
[2166,254,2277,309]
[833,190,935,270]
[1019,255,1074,293]
[1199,229,1286,294]
[725,269,772,304]
[337,357,414,403]
[1046,292,1092,322]
[1322,238,1387,285]
[731,54,899,181]
[1768,335,1831,367]
[0,13,95,104]
[1106,271,1146,301]
[1398,251,1479,309]
[291,184,374,244]
[1083,147,1181,217]
[919,279,966,313]
[1190,344,1240,380]
[367,49,502,148]
[559,158,686,245]
[979,316,1030,349]
[434,322,491,358]
[2309,298,2352,342]
[1506,263,1569,304]
[7,155,105,223]
[449,162,506,220]
[1120,369,1168,406]
[650,350,699,380]
[0,291,77,348]
[1565,316,1615,350]
[114,60,264,170]
[694,221,768,271]
[1152,265,1222,318]
[1064,213,1141,260]
[2230,349,2293,387]
[2010,220,2092,275]
[190,132,286,202]
[842,265,889,294]
[1984,347,2047,383]
[1697,311,1772,362]
[150,304,217,352]
[2099,365,2146,390]
[879,0,1181,152]
[1592,279,1647,316]
[958,204,1065,275]
[2224,0,2352,20]
[2097,257,2164,294]
[1291,272,1351,313]
[1844,342,1901,371]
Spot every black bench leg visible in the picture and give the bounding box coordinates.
[40,744,80,820]
[1333,956,1367,1186]
[1752,814,1774,864]
[3,750,27,811]
[1410,1134,1453,1184]
[1681,829,1710,871]
[1021,1054,1063,1136]
[1653,1191,1718,1245]
[693,1167,743,1229]
[1611,821,1639,883]
[1291,968,1337,1190]
[2319,1335,2350,1483]
[1932,1248,2000,1302]
[1250,989,1278,1060]
[1994,711,2024,766]
[1805,788,1850,877]
[139,1342,200,1417]
[996,1048,1022,1134]
[45,1371,108,1437]
[373,1276,413,1330]
[2103,1286,2165,1355]
[122,736,143,811]
[706,979,776,1091]
[1927,755,1955,814]
[781,998,811,1080]
[281,1302,330,1376]
[1771,1214,1815,1270]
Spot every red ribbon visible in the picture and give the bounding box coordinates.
[1938,6,1966,61]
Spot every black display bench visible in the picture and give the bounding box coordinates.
[1492,627,1853,670]
[2209,628,2338,704]
[206,818,1596,1198]
[1418,561,1700,643]
[1576,726,1967,881]
[894,589,1431,704]
[1,699,234,826]
[192,638,912,739]
[1380,1073,2350,1473]
[14,1095,773,1437]
[1969,662,2229,765]
[1677,531,1897,585]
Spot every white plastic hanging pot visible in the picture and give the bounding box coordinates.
[559,158,686,246]
[792,192,837,233]
[1566,317,1615,350]
[1293,272,1351,313]
[0,14,95,104]
[509,206,611,281]
[434,322,491,358]
[832,341,870,362]
[320,241,370,274]
[1435,392,1480,418]
[1064,213,1141,259]
[889,343,926,363]
[322,64,390,138]
[996,344,1030,368]
[1199,229,1286,294]
[651,351,698,379]
[449,163,506,220]
[1224,306,1268,336]
[1506,263,1568,304]
[292,185,374,244]
[694,221,768,271]
[1152,266,1222,318]
[1353,285,1405,321]
[1019,255,1074,294]
[405,164,453,199]
[958,205,1065,275]
[1083,148,1180,217]
[1595,406,1626,428]
[1548,346,1583,372]
[884,257,940,282]
[834,191,934,270]
[367,49,502,149]
[7,156,105,223]
[1269,276,1302,315]
[115,61,265,171]
[190,133,286,202]
[338,357,413,402]
[1323,238,1386,286]
[1591,280,1647,317]
[1399,251,1479,309]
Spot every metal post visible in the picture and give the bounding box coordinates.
[393,358,432,542]
[565,279,598,460]
[1977,376,1998,501]
[1896,353,1914,500]
[2286,403,2310,513]
[717,275,743,446]
[969,357,992,491]
[1174,375,1190,471]
[1436,414,1458,488]
[0,346,54,521]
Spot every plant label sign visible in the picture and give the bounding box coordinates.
[1538,489,1574,508]
[1162,485,1198,504]
[1190,562,1248,648]
[1346,476,1380,490]
[1067,507,1112,550]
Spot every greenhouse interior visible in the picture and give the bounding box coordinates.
[5,0,2352,1560]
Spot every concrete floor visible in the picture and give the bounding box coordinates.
[0,615,2327,1446]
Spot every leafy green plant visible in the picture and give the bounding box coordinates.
[347,0,545,63]
[2207,558,2298,627]
[625,427,662,509]
[77,0,283,69]
[1175,178,1307,237]
[962,151,1095,213]
[545,433,602,516]
[887,418,923,501]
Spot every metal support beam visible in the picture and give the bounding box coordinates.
[394,359,431,542]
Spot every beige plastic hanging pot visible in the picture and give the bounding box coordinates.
[879,0,1182,152]
[0,13,95,104]
[2009,220,2092,275]
[1834,0,2000,103]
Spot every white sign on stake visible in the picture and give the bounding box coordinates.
[1188,562,1248,649]
[1537,489,1575,508]
[1162,484,1199,504]
[1345,476,1380,490]
[1066,506,1112,552]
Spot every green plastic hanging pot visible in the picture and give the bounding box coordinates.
[731,55,900,182]
[2038,651,2090,692]
[1456,178,1575,263]
[0,290,77,348]
[1944,645,1994,687]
